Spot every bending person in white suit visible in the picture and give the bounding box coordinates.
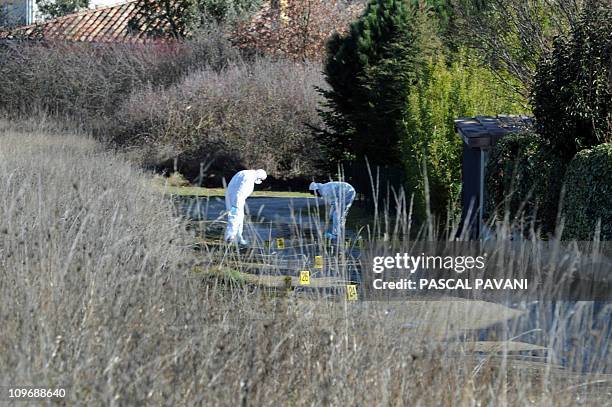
[309,181,356,240]
[224,169,267,245]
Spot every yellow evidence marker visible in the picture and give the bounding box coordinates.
[276,238,285,249]
[299,270,310,286]
[314,255,324,269]
[346,284,358,301]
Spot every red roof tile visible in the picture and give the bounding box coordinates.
[0,1,174,43]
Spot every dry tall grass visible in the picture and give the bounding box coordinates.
[0,121,609,405]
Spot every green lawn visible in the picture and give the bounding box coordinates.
[153,183,313,198]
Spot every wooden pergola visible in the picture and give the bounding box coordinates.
[455,115,533,238]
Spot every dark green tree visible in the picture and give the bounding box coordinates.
[196,0,261,24]
[129,0,197,39]
[36,0,89,19]
[317,0,421,166]
[129,0,260,39]
[531,0,612,160]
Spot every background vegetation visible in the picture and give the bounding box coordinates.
[449,0,586,97]
[36,0,89,19]
[485,133,565,236]
[317,0,420,166]
[486,0,611,238]
[531,1,612,161]
[111,58,325,179]
[318,0,528,222]
[0,0,610,231]
[404,53,524,220]
[0,25,246,119]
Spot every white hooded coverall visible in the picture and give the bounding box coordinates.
[224,169,267,244]
[310,181,356,239]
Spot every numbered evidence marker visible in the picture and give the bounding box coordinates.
[299,270,310,286]
[276,238,285,250]
[346,284,358,301]
[314,255,324,269]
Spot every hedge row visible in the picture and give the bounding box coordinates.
[563,144,612,240]
[485,132,564,235]
[486,2,612,240]
[486,135,611,240]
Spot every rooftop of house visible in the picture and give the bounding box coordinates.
[0,0,171,43]
[1,0,362,55]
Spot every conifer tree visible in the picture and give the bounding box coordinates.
[318,0,420,166]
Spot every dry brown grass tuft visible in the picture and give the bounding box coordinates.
[0,121,608,405]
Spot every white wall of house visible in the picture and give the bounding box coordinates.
[1,0,38,25]
[1,0,125,26]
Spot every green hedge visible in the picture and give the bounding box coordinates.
[485,132,565,234]
[563,143,612,240]
[531,2,612,161]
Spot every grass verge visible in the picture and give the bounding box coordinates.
[1,120,609,406]
[152,178,313,198]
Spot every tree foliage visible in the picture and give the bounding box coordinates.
[485,132,565,235]
[130,0,197,39]
[231,0,362,61]
[405,52,526,219]
[450,0,586,98]
[482,1,611,237]
[36,0,89,19]
[318,0,527,219]
[197,0,261,23]
[130,0,260,39]
[318,0,421,166]
[531,0,612,161]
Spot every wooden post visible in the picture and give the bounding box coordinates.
[279,0,288,23]
[271,0,288,24]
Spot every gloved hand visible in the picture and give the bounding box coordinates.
[324,231,337,240]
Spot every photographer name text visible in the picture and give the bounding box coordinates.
[371,253,528,291]
[372,278,528,290]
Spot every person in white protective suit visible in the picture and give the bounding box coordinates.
[224,169,267,244]
[309,181,356,240]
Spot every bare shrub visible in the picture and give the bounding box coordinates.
[0,28,239,122]
[110,58,327,180]
[231,0,365,61]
